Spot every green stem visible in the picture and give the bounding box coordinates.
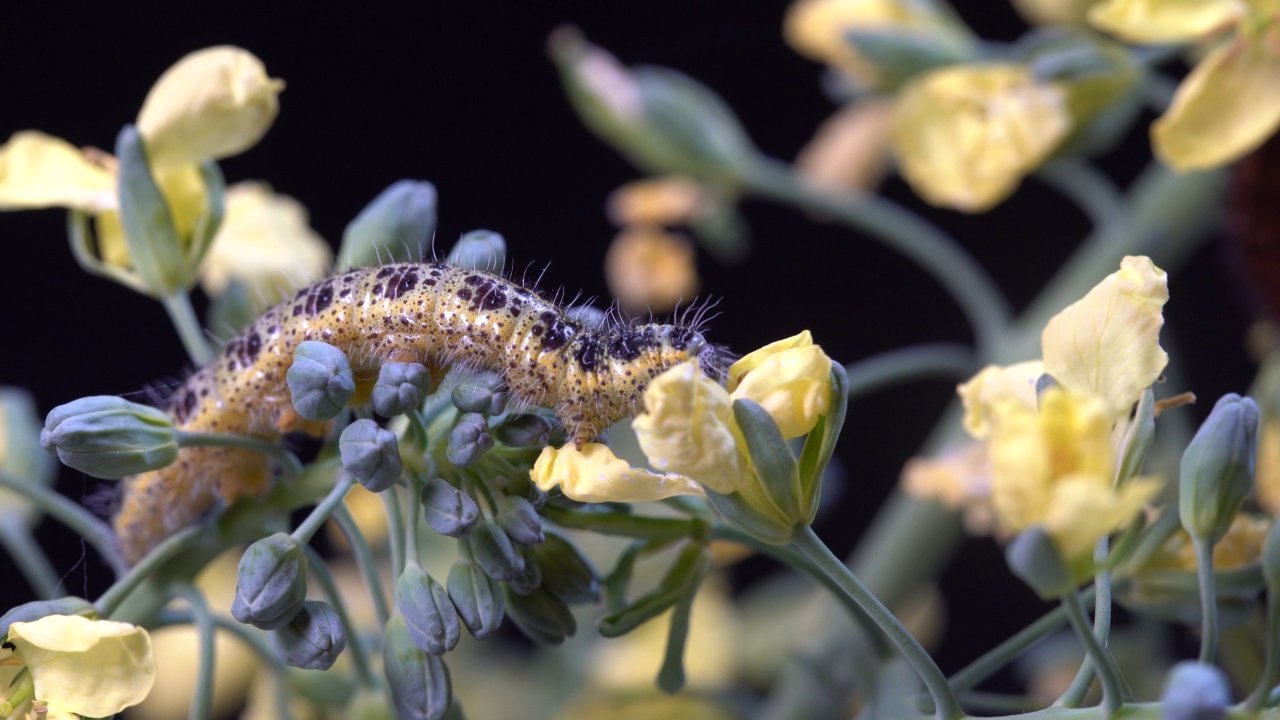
[790,524,961,720]
[94,524,205,617]
[545,505,700,540]
[1061,592,1123,716]
[1196,537,1219,664]
[177,431,303,480]
[1059,541,1117,707]
[160,291,214,366]
[0,472,127,577]
[303,547,377,689]
[381,484,406,581]
[844,344,976,400]
[1250,589,1280,709]
[171,584,215,720]
[332,504,391,629]
[0,520,60,599]
[745,156,1011,353]
[403,482,421,568]
[291,473,355,545]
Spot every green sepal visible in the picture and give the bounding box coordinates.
[733,398,801,522]
[598,541,709,638]
[185,159,226,273]
[383,612,452,720]
[115,125,186,295]
[534,531,601,605]
[1115,388,1156,486]
[1006,526,1076,600]
[844,28,971,89]
[66,210,151,295]
[796,363,848,524]
[702,486,795,545]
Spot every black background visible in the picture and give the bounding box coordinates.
[0,0,1261,692]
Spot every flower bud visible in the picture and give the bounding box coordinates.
[339,419,403,493]
[287,341,356,421]
[1181,394,1259,545]
[491,413,553,449]
[1161,661,1230,720]
[534,532,600,605]
[383,613,452,720]
[337,180,438,271]
[507,551,543,595]
[444,230,507,272]
[0,597,96,638]
[231,532,308,630]
[503,584,577,645]
[396,565,462,656]
[446,561,506,640]
[450,383,507,416]
[268,600,346,670]
[372,362,433,418]
[420,478,480,537]
[40,396,178,479]
[1006,526,1076,599]
[467,522,525,582]
[495,495,544,547]
[446,413,494,467]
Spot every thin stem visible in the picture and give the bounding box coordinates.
[403,482,421,568]
[94,524,204,617]
[745,156,1011,353]
[303,547,377,688]
[160,291,214,366]
[1061,592,1123,716]
[844,344,977,400]
[291,473,355,546]
[1196,537,1219,664]
[1250,590,1280,710]
[0,472,127,577]
[332,504,391,628]
[1059,540,1116,707]
[790,524,962,720]
[171,584,215,720]
[381,484,406,581]
[0,521,60,599]
[177,431,303,480]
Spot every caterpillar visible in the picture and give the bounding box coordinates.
[114,261,720,564]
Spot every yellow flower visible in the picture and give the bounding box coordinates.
[531,442,704,503]
[198,181,332,303]
[1257,417,1280,513]
[795,100,895,193]
[4,615,155,718]
[1090,0,1280,170]
[890,63,1072,212]
[900,441,996,535]
[605,176,710,226]
[1149,513,1273,570]
[726,330,833,439]
[604,227,698,315]
[0,131,115,212]
[633,362,743,494]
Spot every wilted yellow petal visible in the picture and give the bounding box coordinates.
[796,100,894,193]
[531,443,704,503]
[8,616,155,718]
[1042,255,1169,415]
[634,362,744,493]
[1042,475,1161,558]
[604,227,698,314]
[1153,29,1280,171]
[1088,0,1242,43]
[137,46,284,168]
[606,176,709,226]
[730,343,833,439]
[199,182,331,301]
[891,64,1071,212]
[957,360,1045,438]
[0,131,115,213]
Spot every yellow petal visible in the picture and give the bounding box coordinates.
[796,100,895,193]
[1257,418,1280,513]
[1041,255,1169,415]
[604,227,698,314]
[729,344,834,439]
[137,46,284,168]
[988,400,1055,533]
[606,176,709,226]
[957,360,1045,439]
[1042,475,1161,558]
[8,616,155,718]
[0,131,115,212]
[531,443,704,503]
[727,331,815,393]
[1153,29,1280,171]
[199,182,331,302]
[890,64,1071,212]
[633,362,744,493]
[1088,0,1242,43]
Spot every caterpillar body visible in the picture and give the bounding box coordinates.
[114,261,717,564]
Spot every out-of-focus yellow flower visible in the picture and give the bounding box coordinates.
[796,100,895,193]
[137,46,285,168]
[606,176,710,226]
[1090,0,1280,170]
[890,63,1072,212]
[3,615,155,718]
[0,132,115,212]
[531,442,704,503]
[957,361,1045,438]
[1148,513,1273,571]
[198,181,331,302]
[1257,418,1280,513]
[604,227,698,314]
[901,441,996,535]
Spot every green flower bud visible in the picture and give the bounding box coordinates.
[372,362,433,418]
[40,396,178,479]
[467,522,525,582]
[268,600,347,670]
[231,532,308,630]
[420,478,480,537]
[338,180,438,271]
[1162,661,1229,720]
[0,597,96,638]
[339,419,403,493]
[534,531,600,605]
[507,551,542,595]
[396,565,462,656]
[383,613,452,720]
[450,383,507,416]
[491,414,552,449]
[495,495,543,547]
[444,230,507,272]
[287,341,356,421]
[1180,394,1259,545]
[446,413,494,467]
[1005,526,1075,600]
[115,125,189,296]
[446,561,506,639]
[503,584,577,645]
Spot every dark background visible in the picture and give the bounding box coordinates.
[0,0,1260,689]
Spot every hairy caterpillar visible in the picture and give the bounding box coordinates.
[114,261,719,564]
